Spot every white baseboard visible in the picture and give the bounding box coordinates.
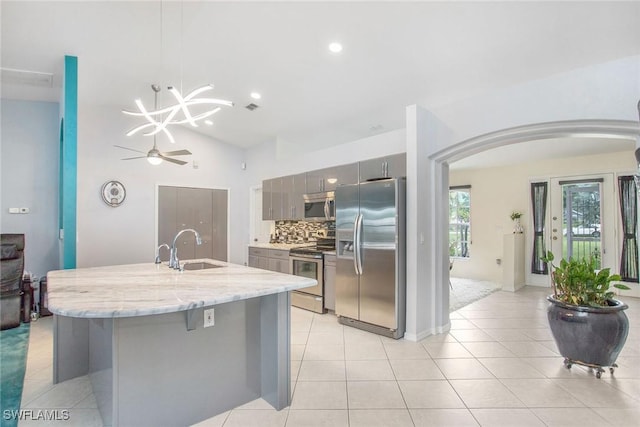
[404,322,451,342]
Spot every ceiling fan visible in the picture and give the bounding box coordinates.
[114,143,191,166]
[117,84,191,166]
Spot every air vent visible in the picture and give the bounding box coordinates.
[245,103,259,111]
[1,67,53,87]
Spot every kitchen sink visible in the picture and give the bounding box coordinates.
[182,262,224,271]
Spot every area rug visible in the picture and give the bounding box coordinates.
[450,277,501,311]
[0,323,30,427]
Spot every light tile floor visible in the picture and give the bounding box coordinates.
[18,286,640,426]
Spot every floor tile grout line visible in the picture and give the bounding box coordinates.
[341,322,351,427]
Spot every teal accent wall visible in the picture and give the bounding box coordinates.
[61,56,77,269]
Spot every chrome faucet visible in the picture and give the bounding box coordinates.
[169,229,202,270]
[155,243,170,264]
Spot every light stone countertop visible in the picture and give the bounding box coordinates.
[248,242,315,250]
[47,259,317,319]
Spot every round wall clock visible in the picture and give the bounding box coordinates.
[101,180,126,207]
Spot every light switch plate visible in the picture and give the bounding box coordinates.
[204,308,215,328]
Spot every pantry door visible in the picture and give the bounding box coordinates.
[158,186,228,262]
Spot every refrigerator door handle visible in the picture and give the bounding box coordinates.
[352,214,359,274]
[355,213,363,275]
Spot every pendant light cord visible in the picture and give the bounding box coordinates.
[180,0,184,94]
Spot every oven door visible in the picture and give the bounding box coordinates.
[289,256,323,296]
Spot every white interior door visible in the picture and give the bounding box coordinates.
[250,186,272,244]
[549,174,617,272]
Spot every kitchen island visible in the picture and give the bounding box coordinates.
[47,260,316,427]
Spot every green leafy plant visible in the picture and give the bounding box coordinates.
[541,251,630,307]
[510,211,522,220]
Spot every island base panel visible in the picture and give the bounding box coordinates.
[54,293,291,427]
[53,316,89,384]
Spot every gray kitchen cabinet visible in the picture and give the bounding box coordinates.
[248,247,269,269]
[324,253,336,311]
[306,163,358,193]
[323,164,358,191]
[248,255,269,269]
[248,247,290,274]
[359,153,406,182]
[282,173,306,220]
[262,177,283,220]
[268,249,290,273]
[305,169,325,194]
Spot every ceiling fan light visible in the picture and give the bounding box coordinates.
[147,156,163,165]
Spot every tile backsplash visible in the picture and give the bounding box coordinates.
[271,220,334,243]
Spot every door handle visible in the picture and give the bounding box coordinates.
[553,236,558,240]
[324,198,329,220]
[355,213,363,275]
[352,216,358,275]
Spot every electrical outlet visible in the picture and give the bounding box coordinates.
[204,308,215,328]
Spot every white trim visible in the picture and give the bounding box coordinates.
[404,323,451,342]
[425,119,639,336]
[432,120,639,164]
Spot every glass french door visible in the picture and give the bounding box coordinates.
[549,174,616,274]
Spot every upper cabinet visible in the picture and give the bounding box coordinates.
[306,164,358,193]
[282,173,306,220]
[261,155,406,221]
[262,177,283,220]
[359,153,406,182]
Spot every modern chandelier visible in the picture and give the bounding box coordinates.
[121,1,233,143]
[122,84,233,143]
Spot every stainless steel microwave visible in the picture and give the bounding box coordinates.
[303,191,335,221]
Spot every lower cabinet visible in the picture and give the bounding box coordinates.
[248,247,290,274]
[324,253,336,311]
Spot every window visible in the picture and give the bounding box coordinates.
[449,187,470,258]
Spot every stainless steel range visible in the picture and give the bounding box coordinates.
[289,238,335,313]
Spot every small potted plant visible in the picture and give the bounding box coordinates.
[541,251,630,378]
[510,211,523,233]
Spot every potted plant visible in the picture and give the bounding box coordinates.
[541,251,631,378]
[510,211,524,233]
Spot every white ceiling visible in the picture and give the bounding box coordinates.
[2,1,639,156]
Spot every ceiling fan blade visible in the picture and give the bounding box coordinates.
[114,145,147,154]
[162,149,192,157]
[121,156,147,160]
[159,155,188,166]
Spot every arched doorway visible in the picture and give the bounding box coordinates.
[429,119,639,326]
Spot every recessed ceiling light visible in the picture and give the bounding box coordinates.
[328,42,343,53]
[204,120,214,126]
[250,92,261,100]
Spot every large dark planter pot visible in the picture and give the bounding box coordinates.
[547,295,629,377]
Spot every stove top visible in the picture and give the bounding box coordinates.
[290,238,335,257]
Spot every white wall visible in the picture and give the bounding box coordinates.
[449,150,636,283]
[76,105,249,268]
[245,129,406,186]
[429,55,640,146]
[1,99,60,277]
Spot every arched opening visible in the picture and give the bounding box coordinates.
[431,119,639,319]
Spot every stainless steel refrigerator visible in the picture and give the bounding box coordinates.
[335,178,406,339]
